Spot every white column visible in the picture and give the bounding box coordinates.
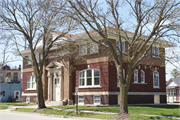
[47,72,53,101]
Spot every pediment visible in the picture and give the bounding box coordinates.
[46,61,63,70]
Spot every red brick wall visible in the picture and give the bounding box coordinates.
[108,62,166,92]
[73,61,109,92]
[22,71,34,92]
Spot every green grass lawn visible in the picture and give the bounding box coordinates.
[50,105,180,117]
[0,102,29,106]
[0,106,8,109]
[13,108,36,112]
[41,108,114,119]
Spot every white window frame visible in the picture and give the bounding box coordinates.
[90,43,99,54]
[78,96,84,104]
[152,47,155,55]
[14,90,20,101]
[141,70,145,83]
[134,69,138,83]
[116,41,125,53]
[117,69,125,87]
[78,69,100,88]
[79,44,87,55]
[26,96,30,103]
[153,71,159,88]
[27,75,36,90]
[93,96,101,105]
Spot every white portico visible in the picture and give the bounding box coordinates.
[46,62,64,103]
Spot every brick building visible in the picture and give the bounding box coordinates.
[20,29,170,105]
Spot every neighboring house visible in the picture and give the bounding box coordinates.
[0,65,22,102]
[19,28,171,105]
[166,78,180,103]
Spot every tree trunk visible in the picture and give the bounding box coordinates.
[119,85,128,114]
[37,77,46,109]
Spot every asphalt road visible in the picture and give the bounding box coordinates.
[0,111,97,120]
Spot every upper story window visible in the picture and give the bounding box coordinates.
[36,54,39,63]
[79,44,87,55]
[79,69,100,87]
[117,69,125,87]
[153,71,159,88]
[134,69,138,83]
[27,75,36,89]
[141,70,145,83]
[152,47,159,57]
[14,73,18,81]
[116,41,125,53]
[27,55,31,65]
[90,43,99,54]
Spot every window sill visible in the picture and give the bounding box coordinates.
[153,87,160,89]
[79,52,99,56]
[133,82,147,84]
[78,86,102,89]
[25,89,36,91]
[152,55,160,58]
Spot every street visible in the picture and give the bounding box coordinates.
[0,111,97,120]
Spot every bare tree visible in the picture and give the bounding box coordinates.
[0,0,74,109]
[68,0,180,114]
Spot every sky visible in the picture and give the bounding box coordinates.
[1,0,179,81]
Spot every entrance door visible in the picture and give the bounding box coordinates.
[176,89,179,102]
[53,78,60,101]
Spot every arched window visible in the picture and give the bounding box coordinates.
[153,71,159,88]
[141,70,145,83]
[79,69,100,87]
[27,75,36,89]
[134,69,138,83]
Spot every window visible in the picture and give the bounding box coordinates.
[78,96,84,104]
[117,69,125,87]
[79,69,100,87]
[26,96,30,103]
[14,91,20,101]
[153,71,159,88]
[27,76,36,89]
[7,73,11,77]
[141,70,145,83]
[90,43,98,54]
[152,47,159,56]
[134,70,138,83]
[27,55,31,64]
[94,96,100,105]
[0,72,4,81]
[79,44,87,55]
[14,73,18,81]
[36,54,39,63]
[116,41,125,53]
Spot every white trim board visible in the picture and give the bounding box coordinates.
[73,92,166,95]
[22,92,37,96]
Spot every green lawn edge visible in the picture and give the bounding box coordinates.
[0,106,8,109]
[0,102,29,106]
[49,105,180,117]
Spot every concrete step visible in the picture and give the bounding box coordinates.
[45,101,61,106]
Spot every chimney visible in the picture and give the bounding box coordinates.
[19,65,21,70]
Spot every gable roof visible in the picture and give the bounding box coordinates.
[166,78,180,88]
